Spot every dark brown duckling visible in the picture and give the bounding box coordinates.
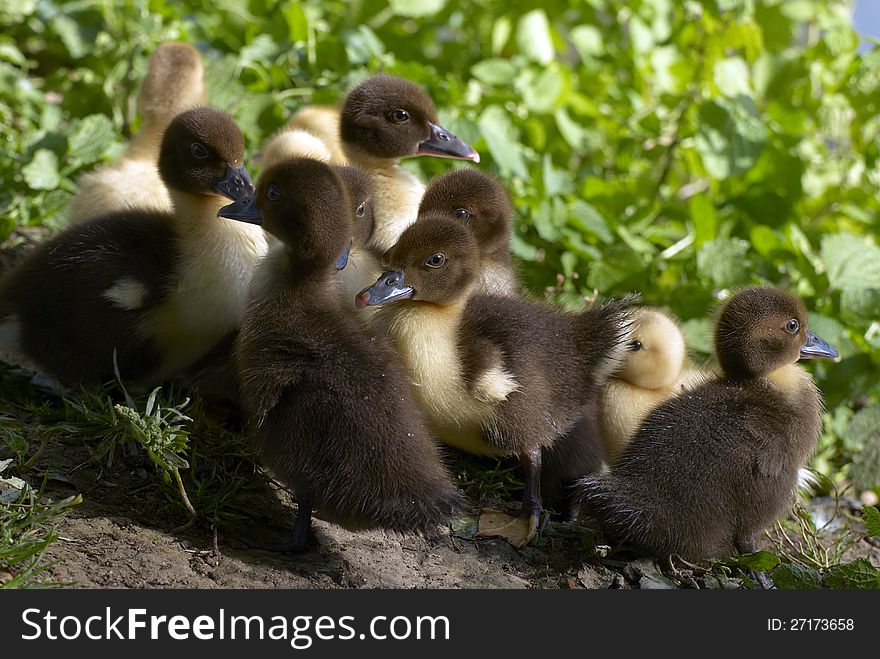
[356,215,635,547]
[219,158,463,551]
[340,74,480,254]
[0,107,265,385]
[577,287,838,576]
[68,42,207,224]
[417,168,518,296]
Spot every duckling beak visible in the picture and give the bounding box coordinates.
[217,195,262,224]
[336,244,351,271]
[214,163,256,201]
[800,330,839,360]
[355,271,414,308]
[418,123,480,162]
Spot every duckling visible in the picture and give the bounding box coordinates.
[219,158,463,550]
[340,74,480,254]
[356,215,635,547]
[417,168,518,296]
[599,308,708,466]
[577,287,838,571]
[0,107,266,385]
[67,42,207,224]
[284,105,347,163]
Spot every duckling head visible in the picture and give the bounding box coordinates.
[418,169,511,257]
[158,107,254,204]
[617,308,687,389]
[340,74,479,163]
[355,214,479,308]
[219,157,352,272]
[333,165,375,252]
[715,287,839,379]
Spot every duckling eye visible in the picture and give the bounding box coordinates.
[356,201,366,217]
[425,253,446,268]
[190,142,209,159]
[785,319,800,334]
[628,340,643,352]
[388,109,410,124]
[454,208,470,220]
[266,184,282,201]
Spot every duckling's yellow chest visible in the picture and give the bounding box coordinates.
[145,217,268,376]
[374,303,505,456]
[367,168,425,254]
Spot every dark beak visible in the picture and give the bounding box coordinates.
[217,195,262,224]
[355,270,414,309]
[214,163,256,201]
[800,330,839,360]
[336,244,351,271]
[417,122,480,162]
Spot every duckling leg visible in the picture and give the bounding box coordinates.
[735,537,775,589]
[243,491,314,554]
[477,448,543,549]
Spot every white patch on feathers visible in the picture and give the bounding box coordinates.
[371,301,504,456]
[102,278,149,310]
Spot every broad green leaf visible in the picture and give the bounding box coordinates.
[823,559,880,589]
[51,15,89,59]
[477,106,528,178]
[714,57,752,97]
[689,193,717,247]
[863,506,880,538]
[517,10,554,65]
[821,233,880,291]
[570,24,603,60]
[471,59,518,86]
[682,318,713,354]
[22,149,61,190]
[772,564,822,589]
[389,0,446,18]
[68,114,116,166]
[732,550,780,572]
[569,200,613,244]
[696,237,751,288]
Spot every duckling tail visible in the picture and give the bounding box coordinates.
[576,471,660,552]
[577,294,640,387]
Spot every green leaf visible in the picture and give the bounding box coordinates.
[471,59,518,86]
[22,149,61,191]
[51,15,89,59]
[713,57,752,97]
[694,98,767,179]
[388,0,446,18]
[477,105,528,178]
[863,506,880,538]
[681,318,714,354]
[517,10,554,65]
[696,237,751,288]
[569,200,613,244]
[68,114,116,166]
[570,24,603,60]
[820,233,880,291]
[823,559,880,589]
[772,563,822,589]
[689,193,717,248]
[731,550,780,572]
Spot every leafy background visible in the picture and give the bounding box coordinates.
[1,0,878,496]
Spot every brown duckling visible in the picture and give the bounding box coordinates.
[219,158,463,550]
[68,42,207,224]
[417,168,518,296]
[356,215,635,547]
[599,308,708,466]
[0,107,266,385]
[340,74,479,255]
[577,287,838,575]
